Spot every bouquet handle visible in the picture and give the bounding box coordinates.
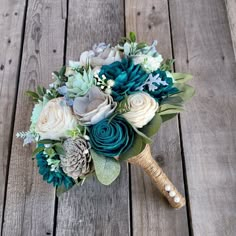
[128,144,186,209]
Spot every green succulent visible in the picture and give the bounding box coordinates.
[66,67,94,98]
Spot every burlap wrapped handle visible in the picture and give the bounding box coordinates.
[128,144,185,209]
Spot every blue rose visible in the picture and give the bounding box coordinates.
[89,116,134,158]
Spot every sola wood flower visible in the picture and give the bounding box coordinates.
[89,116,134,158]
[132,54,163,73]
[73,86,117,125]
[35,98,77,140]
[122,92,159,128]
[80,44,122,69]
[60,137,93,179]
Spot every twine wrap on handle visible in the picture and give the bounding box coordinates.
[128,144,185,209]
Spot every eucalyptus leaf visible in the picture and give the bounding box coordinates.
[139,113,162,138]
[172,73,193,83]
[158,104,184,115]
[25,91,39,99]
[160,113,178,122]
[131,125,152,144]
[119,133,145,161]
[38,139,55,144]
[173,83,195,102]
[91,150,121,185]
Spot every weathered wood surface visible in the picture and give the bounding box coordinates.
[2,0,66,235]
[55,1,130,236]
[125,0,189,235]
[225,0,236,59]
[0,0,236,235]
[0,0,27,233]
[170,0,236,235]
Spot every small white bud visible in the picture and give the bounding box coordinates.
[105,88,112,94]
[83,135,90,140]
[101,85,105,89]
[44,144,52,148]
[107,79,115,87]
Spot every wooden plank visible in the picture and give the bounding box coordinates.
[2,0,66,235]
[169,0,236,235]
[55,1,130,236]
[225,0,236,59]
[0,0,27,232]
[125,1,189,235]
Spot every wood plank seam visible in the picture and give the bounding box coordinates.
[0,0,29,234]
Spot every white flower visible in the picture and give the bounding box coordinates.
[122,92,159,128]
[73,86,117,125]
[132,54,163,73]
[79,46,122,68]
[35,98,77,140]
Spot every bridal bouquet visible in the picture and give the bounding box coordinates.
[17,32,194,208]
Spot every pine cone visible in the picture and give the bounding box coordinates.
[60,137,92,179]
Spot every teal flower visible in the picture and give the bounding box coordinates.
[137,70,179,102]
[89,116,134,158]
[99,58,148,101]
[36,150,75,189]
[66,67,94,98]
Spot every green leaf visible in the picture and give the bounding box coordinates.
[129,32,136,42]
[172,73,193,83]
[158,104,184,115]
[37,86,45,96]
[160,113,178,122]
[38,139,55,144]
[139,113,162,138]
[59,66,66,76]
[136,42,147,50]
[160,96,184,106]
[91,150,121,185]
[119,133,146,161]
[32,146,44,157]
[54,144,65,155]
[173,83,195,102]
[25,91,39,99]
[131,125,152,144]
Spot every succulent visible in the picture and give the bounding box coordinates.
[60,138,93,179]
[65,67,94,98]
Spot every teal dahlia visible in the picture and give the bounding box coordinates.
[36,151,75,189]
[99,58,149,101]
[140,70,179,102]
[89,116,134,158]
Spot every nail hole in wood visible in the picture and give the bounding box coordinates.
[137,11,141,16]
[9,59,12,64]
[7,39,11,44]
[152,6,155,10]
[53,49,57,53]
[35,49,39,54]
[14,12,18,16]
[0,64,4,70]
[148,24,152,29]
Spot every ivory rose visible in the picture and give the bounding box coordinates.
[122,92,159,128]
[35,98,77,140]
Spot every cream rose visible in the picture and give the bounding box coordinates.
[35,98,77,140]
[122,92,159,128]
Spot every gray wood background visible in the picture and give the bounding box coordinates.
[0,0,235,235]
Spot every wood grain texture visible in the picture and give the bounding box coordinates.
[2,0,66,235]
[0,0,27,232]
[125,1,189,235]
[55,1,130,236]
[169,0,236,235]
[225,0,236,59]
